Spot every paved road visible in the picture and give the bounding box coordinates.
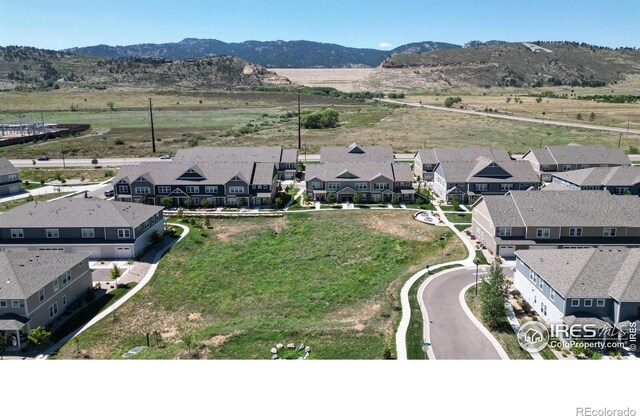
[381,98,640,136]
[422,268,501,359]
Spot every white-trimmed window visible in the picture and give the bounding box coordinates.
[563,165,572,171]
[539,279,544,290]
[0,300,6,308]
[569,228,583,237]
[580,164,589,169]
[39,288,45,303]
[615,187,629,195]
[475,184,488,191]
[286,163,295,169]
[373,183,388,190]
[10,229,24,239]
[355,182,367,190]
[229,186,245,194]
[596,299,605,307]
[500,183,514,191]
[186,186,200,193]
[540,164,549,171]
[63,295,67,306]
[53,278,59,292]
[118,229,131,239]
[327,183,340,191]
[571,299,580,307]
[118,185,129,193]
[550,290,556,301]
[536,228,551,238]
[584,299,593,307]
[205,186,218,193]
[62,270,71,285]
[603,228,617,237]
[8,173,18,181]
[46,229,60,239]
[12,300,20,308]
[48,303,58,318]
[497,227,512,237]
[541,303,547,316]
[158,186,171,194]
[135,187,151,194]
[192,198,200,205]
[81,228,95,238]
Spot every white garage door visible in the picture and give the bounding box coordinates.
[73,247,102,259]
[115,247,132,259]
[499,246,516,258]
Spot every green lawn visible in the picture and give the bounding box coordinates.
[455,224,470,232]
[438,205,459,212]
[0,192,73,213]
[474,250,489,265]
[445,213,472,223]
[465,286,532,360]
[54,210,465,359]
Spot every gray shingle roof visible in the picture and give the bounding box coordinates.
[439,157,538,183]
[527,146,631,166]
[0,158,19,176]
[114,161,276,186]
[0,198,163,229]
[417,147,511,165]
[174,146,298,165]
[481,190,640,227]
[552,166,640,187]
[516,248,640,301]
[306,162,412,182]
[320,143,394,163]
[0,251,87,299]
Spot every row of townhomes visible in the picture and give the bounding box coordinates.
[0,251,93,351]
[305,143,415,203]
[0,157,22,196]
[547,165,640,195]
[471,190,640,258]
[514,248,640,333]
[0,198,164,259]
[114,146,297,207]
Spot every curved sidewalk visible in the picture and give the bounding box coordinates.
[37,223,189,359]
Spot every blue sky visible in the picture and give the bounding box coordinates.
[1,0,638,50]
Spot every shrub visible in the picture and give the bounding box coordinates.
[301,107,339,129]
[149,230,164,244]
[28,326,51,345]
[444,96,462,107]
[114,138,124,145]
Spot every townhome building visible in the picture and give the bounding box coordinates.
[0,198,164,259]
[173,146,298,180]
[320,142,394,164]
[521,145,631,182]
[413,147,512,181]
[114,160,277,208]
[433,156,539,203]
[514,248,640,334]
[0,157,21,196]
[471,190,640,258]
[0,251,92,351]
[547,166,640,195]
[305,162,415,203]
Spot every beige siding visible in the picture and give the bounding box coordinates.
[472,200,498,254]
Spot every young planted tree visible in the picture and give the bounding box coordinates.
[450,196,461,211]
[181,331,194,355]
[183,198,193,209]
[149,230,164,244]
[326,192,337,204]
[589,112,596,121]
[353,191,364,205]
[161,197,173,208]
[478,261,508,329]
[200,198,210,209]
[110,264,122,286]
[28,326,51,346]
[91,157,98,166]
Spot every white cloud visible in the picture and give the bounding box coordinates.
[378,42,393,49]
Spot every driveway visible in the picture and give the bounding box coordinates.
[421,267,502,359]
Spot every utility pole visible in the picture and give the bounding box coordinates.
[539,138,543,149]
[149,98,156,153]
[297,90,301,150]
[61,142,66,169]
[304,142,307,163]
[618,133,622,149]
[628,116,631,133]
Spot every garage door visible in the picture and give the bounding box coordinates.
[115,247,132,259]
[73,247,102,259]
[499,246,516,258]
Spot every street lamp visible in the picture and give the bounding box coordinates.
[473,258,481,296]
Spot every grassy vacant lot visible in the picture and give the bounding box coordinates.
[19,167,116,183]
[55,210,465,359]
[0,192,72,213]
[1,88,637,159]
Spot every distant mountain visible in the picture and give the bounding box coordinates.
[379,41,640,89]
[65,38,462,68]
[463,40,508,48]
[0,46,290,90]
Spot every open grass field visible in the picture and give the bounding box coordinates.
[19,166,116,183]
[2,88,638,159]
[54,210,466,359]
[0,192,73,212]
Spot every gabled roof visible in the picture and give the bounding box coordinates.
[174,146,298,165]
[416,147,511,165]
[305,162,412,182]
[552,166,640,187]
[525,145,631,166]
[0,198,163,229]
[0,158,19,176]
[438,158,537,183]
[320,144,394,163]
[0,251,88,300]
[479,190,640,228]
[517,248,640,302]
